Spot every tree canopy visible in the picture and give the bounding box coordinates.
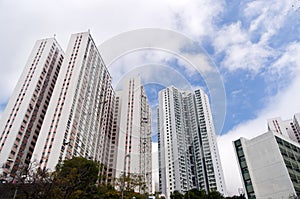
[0,157,245,199]
[0,157,149,199]
[53,157,99,199]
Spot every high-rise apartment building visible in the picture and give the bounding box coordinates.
[108,77,152,193]
[158,86,225,198]
[32,32,115,174]
[193,89,225,194]
[234,131,300,199]
[0,32,153,191]
[0,38,64,177]
[268,113,300,144]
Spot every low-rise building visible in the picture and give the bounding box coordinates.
[234,131,300,198]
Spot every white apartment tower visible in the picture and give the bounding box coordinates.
[268,113,300,144]
[158,86,225,198]
[108,77,152,193]
[0,38,64,177]
[193,89,225,194]
[32,32,115,173]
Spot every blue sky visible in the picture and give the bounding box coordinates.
[0,0,300,195]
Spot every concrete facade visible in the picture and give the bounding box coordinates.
[0,38,64,178]
[108,77,152,193]
[234,131,300,198]
[268,113,300,144]
[32,32,115,174]
[158,86,225,198]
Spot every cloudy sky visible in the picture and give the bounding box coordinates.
[1,0,300,196]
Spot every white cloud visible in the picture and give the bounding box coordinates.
[0,67,22,105]
[212,0,295,72]
[0,0,222,107]
[245,1,291,45]
[264,42,300,93]
[213,20,275,71]
[272,42,300,72]
[213,22,248,53]
[109,50,193,90]
[179,52,214,75]
[0,0,176,108]
[222,42,274,71]
[171,0,224,39]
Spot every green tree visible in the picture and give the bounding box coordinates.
[98,183,120,199]
[0,161,54,199]
[171,190,184,199]
[102,189,121,199]
[53,157,99,199]
[207,190,225,199]
[225,194,246,199]
[115,172,147,193]
[184,189,207,199]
